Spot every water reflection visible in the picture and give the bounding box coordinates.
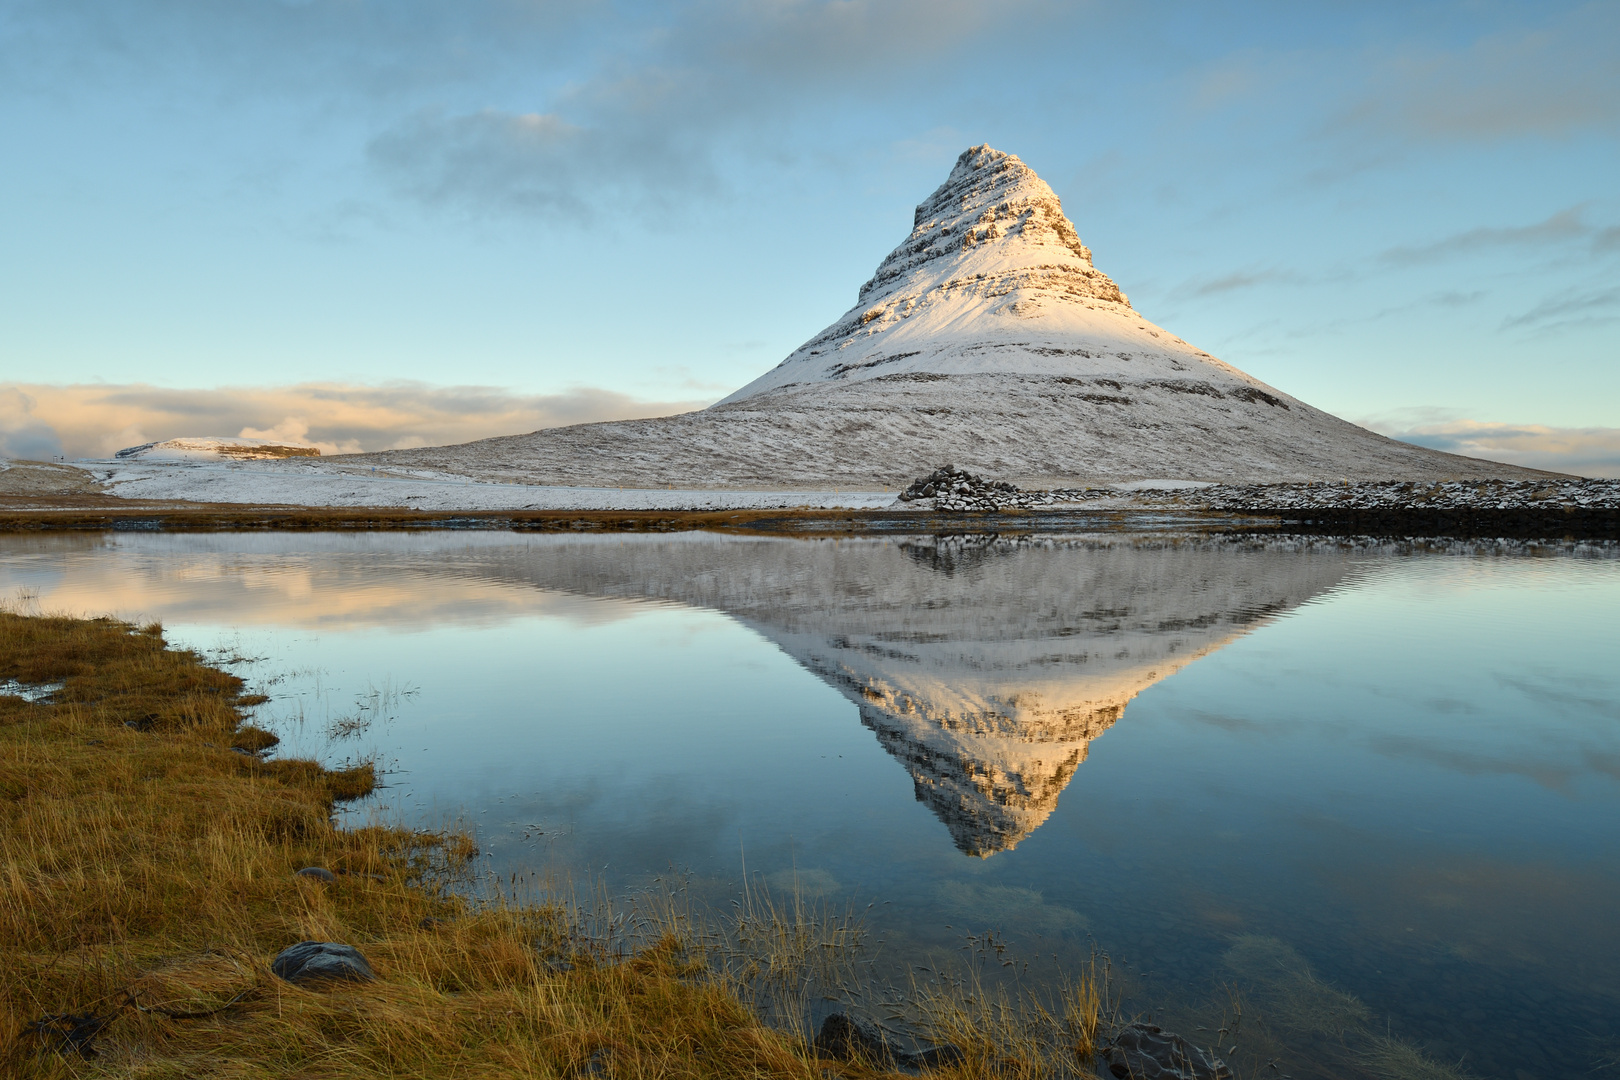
[2,531,1618,1080]
[2,531,1352,857]
[431,533,1354,855]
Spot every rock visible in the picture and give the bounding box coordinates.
[1103,1023,1229,1080]
[815,1013,893,1066]
[900,464,1027,511]
[27,1011,112,1058]
[271,941,377,986]
[813,1012,963,1071]
[294,866,336,883]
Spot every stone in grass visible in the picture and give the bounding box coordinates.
[271,942,377,986]
[294,866,336,883]
[813,1013,963,1071]
[1103,1023,1230,1080]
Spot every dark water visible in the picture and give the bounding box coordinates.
[3,531,1616,1079]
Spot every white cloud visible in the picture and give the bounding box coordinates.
[1364,412,1620,478]
[0,382,712,461]
[0,388,66,460]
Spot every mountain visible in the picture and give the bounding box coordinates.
[718,144,1243,405]
[363,145,1545,487]
[431,533,1357,856]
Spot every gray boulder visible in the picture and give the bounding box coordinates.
[271,941,377,986]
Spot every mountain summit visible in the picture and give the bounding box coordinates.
[365,146,1547,486]
[723,144,1209,403]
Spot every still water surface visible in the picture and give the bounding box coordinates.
[3,531,1617,1079]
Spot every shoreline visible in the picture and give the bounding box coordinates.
[1,499,1615,540]
[0,609,1108,1076]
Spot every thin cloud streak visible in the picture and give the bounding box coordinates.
[1502,285,1620,331]
[0,382,713,462]
[1380,207,1592,265]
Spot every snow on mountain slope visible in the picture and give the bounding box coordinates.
[362,144,1546,487]
[116,437,321,461]
[719,144,1242,403]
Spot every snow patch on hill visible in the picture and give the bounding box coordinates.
[116,437,321,461]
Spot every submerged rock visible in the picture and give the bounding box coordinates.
[271,941,376,986]
[1103,1023,1230,1080]
[813,1012,963,1071]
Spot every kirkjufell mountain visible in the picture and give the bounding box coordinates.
[436,534,1356,856]
[366,144,1542,486]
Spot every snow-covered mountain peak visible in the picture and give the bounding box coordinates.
[717,144,1222,405]
[860,143,1126,308]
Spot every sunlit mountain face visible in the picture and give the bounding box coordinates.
[428,533,1357,855]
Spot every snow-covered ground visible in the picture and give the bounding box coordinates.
[66,456,1617,514]
[83,457,895,511]
[116,436,322,461]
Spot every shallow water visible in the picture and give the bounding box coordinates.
[3,531,1617,1079]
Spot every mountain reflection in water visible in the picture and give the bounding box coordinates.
[4,531,1616,1080]
[0,531,1356,856]
[421,533,1355,856]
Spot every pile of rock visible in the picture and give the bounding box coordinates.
[899,465,1036,511]
[1186,477,1620,512]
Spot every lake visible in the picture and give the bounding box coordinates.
[3,529,1616,1080]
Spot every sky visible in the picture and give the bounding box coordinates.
[1,0,1616,474]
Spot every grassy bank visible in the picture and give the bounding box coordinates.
[1,611,1112,1079]
[0,611,870,1078]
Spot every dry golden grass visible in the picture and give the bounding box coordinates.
[909,966,1109,1080]
[1,609,1118,1079]
[0,611,838,1078]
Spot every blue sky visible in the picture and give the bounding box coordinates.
[1,1,1616,472]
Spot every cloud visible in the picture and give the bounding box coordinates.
[369,109,604,217]
[0,388,66,460]
[1500,284,1620,333]
[1380,207,1594,266]
[1174,269,1294,299]
[0,382,712,461]
[1337,5,1620,142]
[367,0,1039,216]
[1363,414,1620,478]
